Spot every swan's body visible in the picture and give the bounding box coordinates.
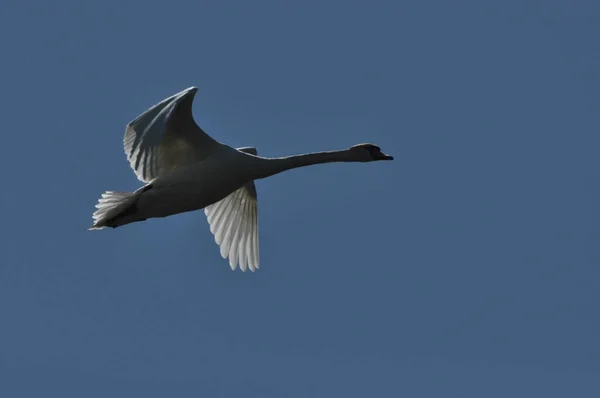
[130,147,255,219]
[90,87,393,271]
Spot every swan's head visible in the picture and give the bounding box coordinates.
[349,143,394,162]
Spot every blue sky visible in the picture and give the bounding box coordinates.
[0,0,599,396]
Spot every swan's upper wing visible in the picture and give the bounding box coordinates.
[204,147,259,271]
[123,87,221,183]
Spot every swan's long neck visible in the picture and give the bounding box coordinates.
[253,149,357,179]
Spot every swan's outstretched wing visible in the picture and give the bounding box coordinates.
[123,87,221,183]
[204,183,259,272]
[204,147,259,271]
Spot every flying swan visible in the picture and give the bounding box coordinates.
[89,87,393,271]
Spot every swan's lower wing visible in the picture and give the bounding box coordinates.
[124,87,220,183]
[204,183,259,272]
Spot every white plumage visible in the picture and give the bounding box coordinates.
[90,86,393,271]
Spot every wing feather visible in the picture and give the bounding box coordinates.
[123,87,221,183]
[204,183,259,272]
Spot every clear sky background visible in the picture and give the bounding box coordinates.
[0,1,598,397]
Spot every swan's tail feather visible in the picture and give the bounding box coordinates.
[89,191,138,230]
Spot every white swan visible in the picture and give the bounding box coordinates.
[90,87,393,271]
